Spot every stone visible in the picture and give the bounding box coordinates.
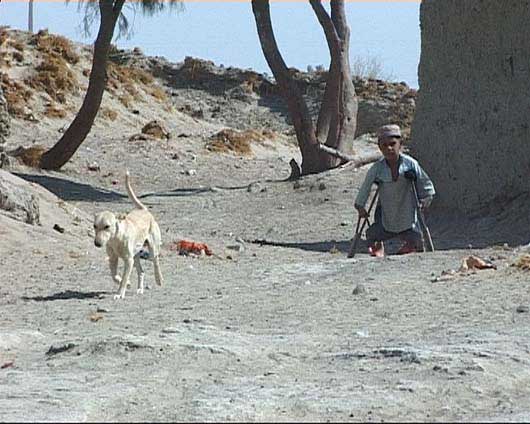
[247,182,263,193]
[0,85,10,146]
[0,173,40,225]
[352,284,366,295]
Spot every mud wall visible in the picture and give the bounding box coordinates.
[411,0,530,213]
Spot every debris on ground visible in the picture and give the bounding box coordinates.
[458,255,497,272]
[89,313,104,322]
[432,255,497,282]
[512,253,530,271]
[1,361,14,369]
[168,239,213,256]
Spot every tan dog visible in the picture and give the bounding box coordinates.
[93,171,163,300]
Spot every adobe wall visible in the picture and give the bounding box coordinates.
[411,0,530,213]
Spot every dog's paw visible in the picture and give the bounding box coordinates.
[136,288,144,295]
[113,275,122,284]
[113,293,124,300]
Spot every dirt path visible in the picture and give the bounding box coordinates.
[2,150,530,422]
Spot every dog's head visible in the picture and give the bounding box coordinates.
[93,211,118,248]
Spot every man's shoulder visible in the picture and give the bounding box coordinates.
[400,153,420,166]
[369,157,386,168]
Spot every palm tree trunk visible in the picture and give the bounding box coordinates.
[40,0,125,170]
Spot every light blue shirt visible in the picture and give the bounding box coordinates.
[354,153,435,233]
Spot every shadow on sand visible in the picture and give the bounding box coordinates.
[16,172,288,203]
[15,173,125,203]
[22,290,108,302]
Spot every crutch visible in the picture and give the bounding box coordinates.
[347,186,380,258]
[404,170,435,252]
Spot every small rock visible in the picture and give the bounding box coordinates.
[87,162,100,172]
[329,245,340,254]
[0,152,13,168]
[141,119,171,140]
[516,305,529,313]
[226,244,244,252]
[186,169,197,176]
[161,327,181,334]
[46,343,76,356]
[247,182,263,193]
[1,361,14,369]
[89,313,104,322]
[53,224,65,234]
[352,284,366,295]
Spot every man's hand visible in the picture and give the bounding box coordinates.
[420,196,433,210]
[355,205,369,218]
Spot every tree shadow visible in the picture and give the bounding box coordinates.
[15,173,125,203]
[246,229,526,255]
[22,290,108,302]
[15,172,290,203]
[248,238,354,254]
[136,178,288,200]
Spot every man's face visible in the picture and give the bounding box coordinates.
[378,136,401,162]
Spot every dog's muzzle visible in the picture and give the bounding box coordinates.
[94,240,103,248]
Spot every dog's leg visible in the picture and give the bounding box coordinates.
[134,256,145,294]
[115,257,134,300]
[153,255,163,286]
[147,228,163,286]
[108,254,121,285]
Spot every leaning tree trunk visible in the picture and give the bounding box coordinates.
[40,0,125,170]
[251,0,358,175]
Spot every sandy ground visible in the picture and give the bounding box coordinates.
[1,29,530,421]
[1,118,530,422]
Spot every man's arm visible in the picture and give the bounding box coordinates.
[413,162,435,208]
[354,164,379,216]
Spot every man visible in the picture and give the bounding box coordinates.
[354,124,435,257]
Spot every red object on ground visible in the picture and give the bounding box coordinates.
[170,240,213,256]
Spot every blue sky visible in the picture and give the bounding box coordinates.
[0,1,421,87]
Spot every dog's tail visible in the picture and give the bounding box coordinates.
[125,170,147,210]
